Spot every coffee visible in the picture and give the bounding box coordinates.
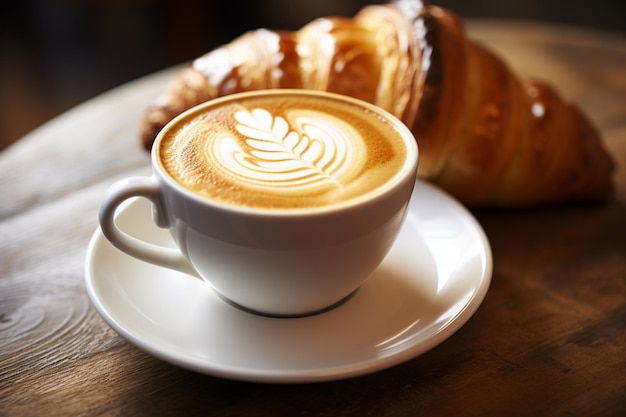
[157,91,411,210]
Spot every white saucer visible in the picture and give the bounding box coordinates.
[85,180,492,383]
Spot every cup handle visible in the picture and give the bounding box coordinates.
[98,176,199,278]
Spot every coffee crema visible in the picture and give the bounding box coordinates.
[157,91,411,210]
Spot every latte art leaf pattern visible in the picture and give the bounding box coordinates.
[213,108,365,190]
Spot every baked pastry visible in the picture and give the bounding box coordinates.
[139,0,614,206]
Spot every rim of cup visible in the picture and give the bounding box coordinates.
[151,89,419,217]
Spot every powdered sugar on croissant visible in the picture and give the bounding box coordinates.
[140,0,614,206]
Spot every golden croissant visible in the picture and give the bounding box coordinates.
[139,0,614,206]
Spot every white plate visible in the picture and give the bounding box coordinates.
[85,180,492,383]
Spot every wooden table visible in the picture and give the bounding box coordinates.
[1,20,625,416]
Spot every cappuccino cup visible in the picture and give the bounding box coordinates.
[99,90,418,317]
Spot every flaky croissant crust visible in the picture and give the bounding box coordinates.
[140,0,614,206]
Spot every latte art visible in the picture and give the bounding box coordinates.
[212,108,365,191]
[158,91,412,210]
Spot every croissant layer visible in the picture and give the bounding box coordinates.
[139,0,614,206]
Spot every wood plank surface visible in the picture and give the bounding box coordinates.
[1,20,625,416]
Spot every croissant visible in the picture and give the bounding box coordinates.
[139,0,614,206]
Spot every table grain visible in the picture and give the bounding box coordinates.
[1,21,625,416]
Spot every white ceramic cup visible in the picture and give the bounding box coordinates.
[99,90,418,317]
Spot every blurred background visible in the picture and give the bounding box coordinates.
[2,0,625,151]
